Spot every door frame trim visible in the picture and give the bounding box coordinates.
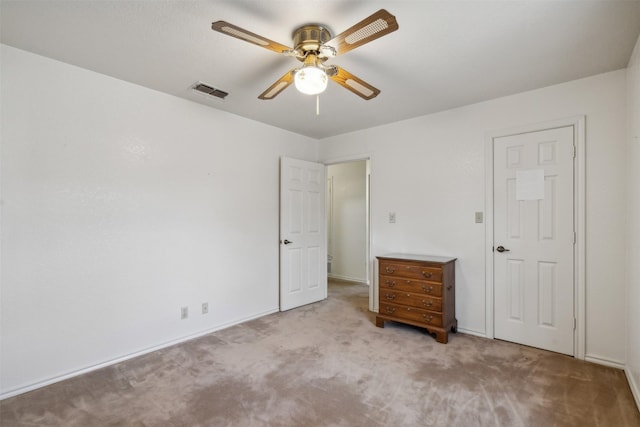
[323,153,373,311]
[484,116,586,359]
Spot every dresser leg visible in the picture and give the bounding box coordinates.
[435,330,448,344]
[375,317,385,328]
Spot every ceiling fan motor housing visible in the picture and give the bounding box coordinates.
[292,25,332,61]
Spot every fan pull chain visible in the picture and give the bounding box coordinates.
[316,95,320,116]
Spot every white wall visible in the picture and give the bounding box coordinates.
[0,45,316,397]
[626,33,640,409]
[327,161,367,283]
[318,70,628,365]
[2,41,636,401]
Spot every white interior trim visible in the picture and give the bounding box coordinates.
[626,367,640,410]
[456,327,488,338]
[484,116,586,359]
[328,273,367,283]
[584,355,625,370]
[484,137,495,339]
[574,116,586,361]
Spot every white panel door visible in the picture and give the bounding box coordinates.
[280,157,327,311]
[493,126,575,355]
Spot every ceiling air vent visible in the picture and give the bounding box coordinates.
[192,82,228,100]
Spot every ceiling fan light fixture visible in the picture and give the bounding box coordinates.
[294,66,328,95]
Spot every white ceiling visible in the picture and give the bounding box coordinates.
[2,1,640,139]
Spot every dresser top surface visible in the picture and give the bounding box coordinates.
[377,253,457,264]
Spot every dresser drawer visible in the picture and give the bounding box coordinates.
[379,275,443,297]
[380,290,443,312]
[379,261,442,282]
[379,302,443,327]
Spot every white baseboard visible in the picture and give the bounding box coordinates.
[0,307,279,400]
[328,273,366,284]
[584,354,626,370]
[456,327,487,338]
[625,367,640,412]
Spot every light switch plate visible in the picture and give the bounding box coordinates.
[389,212,396,223]
[475,212,483,223]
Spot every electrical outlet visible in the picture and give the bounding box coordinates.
[389,212,396,223]
[181,306,188,320]
[202,302,209,315]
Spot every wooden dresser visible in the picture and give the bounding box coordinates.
[376,253,457,343]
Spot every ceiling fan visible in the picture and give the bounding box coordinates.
[211,9,398,100]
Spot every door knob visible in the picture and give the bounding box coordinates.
[282,239,293,245]
[496,245,510,253]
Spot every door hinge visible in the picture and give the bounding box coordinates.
[573,231,577,244]
[573,145,577,158]
[574,318,577,330]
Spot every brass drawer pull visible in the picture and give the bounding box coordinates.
[422,300,433,308]
[385,280,396,287]
[423,314,434,323]
[385,306,396,314]
[385,266,396,274]
[422,285,434,293]
[385,293,396,300]
[422,271,433,279]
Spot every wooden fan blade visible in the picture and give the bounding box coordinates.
[329,67,380,100]
[258,69,295,100]
[325,9,399,56]
[212,21,292,54]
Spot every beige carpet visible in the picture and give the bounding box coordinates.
[1,280,639,427]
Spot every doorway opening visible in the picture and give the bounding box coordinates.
[326,159,371,300]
